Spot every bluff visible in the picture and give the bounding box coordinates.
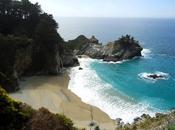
[0,0,79,92]
[69,35,143,62]
[0,35,33,92]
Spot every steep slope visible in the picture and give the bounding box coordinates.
[0,86,77,130]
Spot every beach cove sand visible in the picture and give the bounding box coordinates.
[10,72,116,130]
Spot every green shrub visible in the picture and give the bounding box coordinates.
[168,124,175,130]
[56,114,77,130]
[0,86,33,130]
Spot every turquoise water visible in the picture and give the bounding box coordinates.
[91,55,175,110]
[60,18,175,122]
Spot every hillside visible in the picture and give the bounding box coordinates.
[0,0,79,92]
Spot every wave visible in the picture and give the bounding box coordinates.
[138,72,169,82]
[68,58,159,123]
[97,59,125,64]
[141,48,151,58]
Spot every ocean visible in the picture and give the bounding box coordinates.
[57,17,175,123]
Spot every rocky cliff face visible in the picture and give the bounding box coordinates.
[75,35,143,62]
[31,41,63,75]
[0,35,79,92]
[67,35,100,51]
[62,54,79,67]
[0,36,33,92]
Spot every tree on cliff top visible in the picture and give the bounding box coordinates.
[32,13,64,72]
[0,0,41,36]
[0,0,65,90]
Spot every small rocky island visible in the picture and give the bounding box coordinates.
[68,35,143,62]
[148,74,164,79]
[139,72,169,81]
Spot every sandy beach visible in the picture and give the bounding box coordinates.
[10,72,116,130]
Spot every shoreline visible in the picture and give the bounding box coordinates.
[10,72,116,130]
[68,56,175,124]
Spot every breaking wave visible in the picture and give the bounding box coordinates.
[68,58,160,123]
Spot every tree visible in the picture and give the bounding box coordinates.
[32,13,63,73]
[0,0,41,36]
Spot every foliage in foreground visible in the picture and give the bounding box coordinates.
[117,113,175,130]
[0,86,33,130]
[0,86,77,130]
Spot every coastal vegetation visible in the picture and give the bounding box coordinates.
[0,86,78,130]
[0,86,33,130]
[0,1,89,129]
[0,0,78,92]
[1,84,175,130]
[1,0,175,130]
[116,112,175,130]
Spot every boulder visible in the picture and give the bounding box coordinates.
[148,74,164,79]
[79,67,83,70]
[63,54,79,67]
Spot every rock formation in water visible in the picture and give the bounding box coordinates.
[69,35,143,62]
[67,35,98,52]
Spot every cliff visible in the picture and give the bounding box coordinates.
[71,35,143,62]
[0,35,33,92]
[0,0,79,92]
[0,35,79,92]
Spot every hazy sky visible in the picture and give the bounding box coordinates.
[30,0,175,18]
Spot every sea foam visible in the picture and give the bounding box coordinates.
[138,72,169,82]
[68,58,159,123]
[141,48,151,58]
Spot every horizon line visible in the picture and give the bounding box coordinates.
[54,16,175,19]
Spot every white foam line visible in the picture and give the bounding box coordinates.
[68,58,158,123]
[141,48,151,58]
[138,71,170,83]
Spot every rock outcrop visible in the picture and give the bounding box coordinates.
[67,35,90,51]
[75,35,143,62]
[89,35,99,44]
[67,35,100,51]
[0,35,33,92]
[0,35,79,92]
[62,54,79,67]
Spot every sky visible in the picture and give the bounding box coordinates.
[30,0,175,18]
